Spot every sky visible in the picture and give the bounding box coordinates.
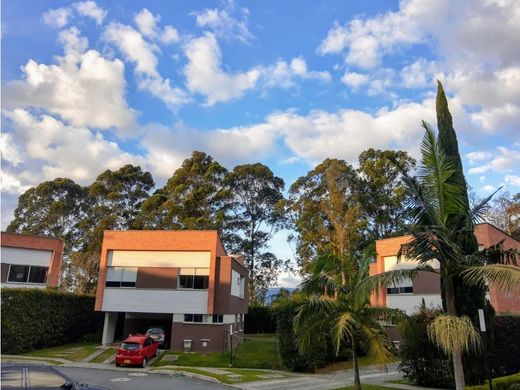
[2,0,520,287]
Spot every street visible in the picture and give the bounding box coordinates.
[59,367,230,390]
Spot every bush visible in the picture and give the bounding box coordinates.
[244,305,276,333]
[275,299,334,372]
[492,314,520,377]
[399,305,454,388]
[1,288,104,354]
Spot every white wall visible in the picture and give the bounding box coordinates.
[108,250,211,268]
[102,289,208,314]
[231,270,241,297]
[387,294,443,315]
[1,247,52,267]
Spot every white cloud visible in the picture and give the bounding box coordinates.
[466,151,493,164]
[42,7,71,28]
[481,185,496,194]
[134,8,180,44]
[104,22,159,77]
[103,22,189,108]
[261,57,331,89]
[505,175,520,187]
[42,2,106,28]
[341,72,369,89]
[183,33,260,105]
[318,0,520,143]
[400,59,438,88]
[3,27,136,130]
[73,1,106,25]
[193,1,253,44]
[2,109,145,184]
[468,147,520,174]
[1,133,22,167]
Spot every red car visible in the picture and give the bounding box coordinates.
[115,334,159,368]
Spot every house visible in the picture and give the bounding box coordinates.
[1,232,64,288]
[369,223,520,315]
[94,230,248,353]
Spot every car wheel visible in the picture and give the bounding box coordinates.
[142,357,147,368]
[115,362,121,367]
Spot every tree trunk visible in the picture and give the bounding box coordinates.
[445,275,465,390]
[352,337,361,390]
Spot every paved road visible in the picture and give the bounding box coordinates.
[59,367,230,390]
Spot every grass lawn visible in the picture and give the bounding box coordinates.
[153,334,283,369]
[90,348,117,364]
[467,373,520,389]
[22,342,99,362]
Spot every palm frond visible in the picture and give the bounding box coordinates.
[332,312,357,354]
[358,321,395,366]
[427,314,481,355]
[461,264,520,294]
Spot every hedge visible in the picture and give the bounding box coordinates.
[400,306,520,388]
[244,305,276,333]
[491,314,520,377]
[275,299,335,372]
[1,288,104,354]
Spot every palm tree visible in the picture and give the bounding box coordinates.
[294,249,404,390]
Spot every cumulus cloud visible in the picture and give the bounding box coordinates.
[193,1,253,43]
[468,147,520,174]
[505,175,520,187]
[2,109,145,184]
[3,27,136,130]
[341,72,369,89]
[103,22,189,108]
[134,8,180,44]
[400,59,439,88]
[73,1,106,25]
[466,151,493,164]
[42,7,72,28]
[318,0,520,141]
[42,1,106,28]
[0,133,22,167]
[183,33,260,105]
[260,57,331,89]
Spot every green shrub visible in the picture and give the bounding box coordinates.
[398,305,454,388]
[275,299,334,372]
[492,314,520,377]
[1,288,103,354]
[244,305,276,333]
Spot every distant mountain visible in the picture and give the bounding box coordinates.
[264,287,297,305]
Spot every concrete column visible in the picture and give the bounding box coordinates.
[102,312,118,345]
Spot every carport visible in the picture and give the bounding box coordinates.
[122,312,172,348]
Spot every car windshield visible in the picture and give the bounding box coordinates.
[121,342,140,350]
[147,329,164,335]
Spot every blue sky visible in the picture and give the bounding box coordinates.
[2,0,519,286]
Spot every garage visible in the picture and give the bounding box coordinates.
[122,312,173,348]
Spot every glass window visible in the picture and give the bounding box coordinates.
[193,275,209,289]
[184,314,204,323]
[28,266,48,284]
[121,342,140,351]
[105,266,136,288]
[179,275,194,288]
[212,314,223,323]
[1,368,23,389]
[179,268,209,289]
[8,265,30,283]
[28,369,67,387]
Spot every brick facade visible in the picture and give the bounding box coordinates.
[1,232,64,287]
